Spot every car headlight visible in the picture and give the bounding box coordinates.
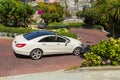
[80,43,84,47]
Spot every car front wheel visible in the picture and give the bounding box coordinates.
[30,48,43,60]
[73,47,82,56]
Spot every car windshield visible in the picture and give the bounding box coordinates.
[23,30,55,40]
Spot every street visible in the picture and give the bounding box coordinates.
[0,38,83,77]
[0,28,109,77]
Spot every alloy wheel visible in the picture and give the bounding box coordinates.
[30,49,43,60]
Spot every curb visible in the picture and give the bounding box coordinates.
[65,66,120,72]
[0,37,14,39]
[80,66,120,71]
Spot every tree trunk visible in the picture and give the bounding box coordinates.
[110,19,115,38]
[112,25,115,38]
[64,0,68,17]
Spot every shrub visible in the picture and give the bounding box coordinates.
[47,22,85,29]
[83,52,102,66]
[0,25,35,36]
[67,22,85,28]
[53,28,77,39]
[82,38,120,66]
[0,25,77,38]
[47,22,67,29]
[93,25,103,30]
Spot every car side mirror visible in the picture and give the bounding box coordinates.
[77,37,82,40]
[66,40,70,43]
[65,40,70,46]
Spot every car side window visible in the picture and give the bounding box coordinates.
[56,37,66,42]
[39,36,55,42]
[39,36,66,42]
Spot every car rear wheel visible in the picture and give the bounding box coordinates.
[30,48,43,60]
[73,47,82,56]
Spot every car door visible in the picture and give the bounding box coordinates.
[38,36,72,54]
[54,36,73,53]
[38,36,59,54]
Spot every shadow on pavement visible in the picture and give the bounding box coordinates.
[42,54,72,58]
[13,45,91,60]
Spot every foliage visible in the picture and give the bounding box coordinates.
[82,8,100,26]
[64,66,80,71]
[37,2,48,13]
[83,38,120,66]
[64,10,72,18]
[54,28,77,39]
[0,0,35,27]
[83,0,120,37]
[67,22,85,28]
[0,24,34,35]
[38,2,64,23]
[0,24,77,38]
[83,52,102,66]
[76,10,83,18]
[74,0,78,5]
[47,22,85,29]
[52,2,64,18]
[93,25,103,30]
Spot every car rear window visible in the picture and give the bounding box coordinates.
[23,30,55,40]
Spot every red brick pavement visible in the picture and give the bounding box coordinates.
[0,28,109,77]
[0,38,83,77]
[71,28,109,45]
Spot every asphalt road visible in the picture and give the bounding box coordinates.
[0,28,109,77]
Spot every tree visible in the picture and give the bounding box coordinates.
[74,0,78,5]
[41,13,50,24]
[38,2,64,23]
[83,8,99,26]
[64,10,71,18]
[0,0,16,25]
[108,0,120,37]
[37,2,48,13]
[64,0,68,18]
[83,0,120,37]
[0,0,35,27]
[51,13,59,22]
[76,10,83,18]
[48,5,56,13]
[92,0,110,24]
[94,0,120,37]
[24,4,35,27]
[52,2,63,18]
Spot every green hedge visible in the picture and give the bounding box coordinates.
[54,28,77,39]
[0,25,77,38]
[93,25,104,30]
[82,38,120,66]
[47,22,85,29]
[0,25,35,35]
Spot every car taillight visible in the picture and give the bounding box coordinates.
[16,43,26,48]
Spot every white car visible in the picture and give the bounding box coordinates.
[12,30,83,60]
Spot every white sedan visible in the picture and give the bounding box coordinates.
[12,30,83,60]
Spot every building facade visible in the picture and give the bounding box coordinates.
[23,0,92,11]
[22,0,93,23]
[36,0,60,3]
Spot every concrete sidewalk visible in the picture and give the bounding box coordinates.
[0,66,120,80]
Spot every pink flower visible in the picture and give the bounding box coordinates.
[38,10,43,14]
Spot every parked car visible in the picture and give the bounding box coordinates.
[12,30,83,60]
[38,23,46,29]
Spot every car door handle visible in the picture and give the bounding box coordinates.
[57,43,60,45]
[42,43,46,45]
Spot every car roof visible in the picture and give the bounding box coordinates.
[24,30,56,40]
[37,30,55,35]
